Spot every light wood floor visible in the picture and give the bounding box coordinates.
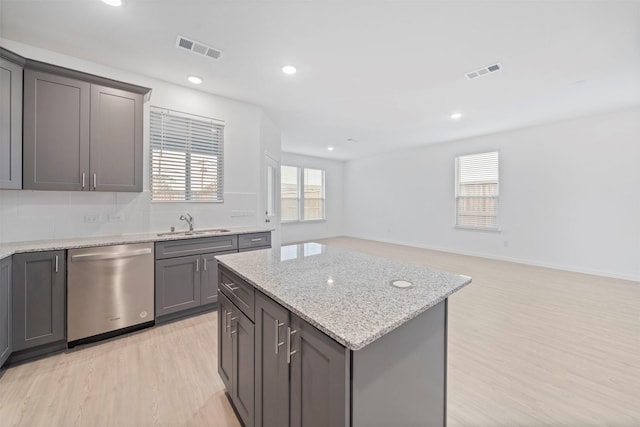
[0,237,638,426]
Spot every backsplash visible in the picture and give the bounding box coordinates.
[0,190,258,243]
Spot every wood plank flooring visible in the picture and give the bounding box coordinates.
[0,236,638,426]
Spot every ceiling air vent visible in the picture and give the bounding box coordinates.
[465,63,502,80]
[175,35,223,60]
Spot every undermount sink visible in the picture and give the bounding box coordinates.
[157,228,230,237]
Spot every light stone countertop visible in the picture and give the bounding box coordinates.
[216,242,472,351]
[0,226,272,260]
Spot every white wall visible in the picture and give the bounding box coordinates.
[280,153,345,244]
[344,108,640,281]
[0,39,280,243]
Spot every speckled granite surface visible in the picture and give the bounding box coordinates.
[0,226,272,260]
[216,242,472,350]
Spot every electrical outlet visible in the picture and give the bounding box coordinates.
[84,214,100,224]
[108,213,124,223]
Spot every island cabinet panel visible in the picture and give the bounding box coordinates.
[290,313,347,427]
[231,306,255,427]
[155,255,201,317]
[12,251,66,352]
[218,291,233,391]
[255,292,290,427]
[0,258,11,367]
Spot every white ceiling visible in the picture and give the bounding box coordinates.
[1,1,639,160]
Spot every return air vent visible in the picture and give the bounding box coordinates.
[175,35,223,60]
[465,63,502,80]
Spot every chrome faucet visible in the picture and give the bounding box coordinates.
[179,213,194,231]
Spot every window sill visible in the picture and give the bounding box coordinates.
[281,219,327,225]
[454,225,501,233]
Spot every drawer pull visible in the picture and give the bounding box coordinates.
[225,283,239,292]
[250,238,263,242]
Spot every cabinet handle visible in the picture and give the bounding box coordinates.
[203,258,207,271]
[230,316,238,336]
[275,320,285,354]
[225,311,232,338]
[93,173,97,189]
[196,259,199,272]
[82,172,86,189]
[287,327,297,364]
[250,238,263,242]
[55,255,59,273]
[225,282,239,292]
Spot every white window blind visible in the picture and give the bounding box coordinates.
[149,107,224,202]
[455,151,499,230]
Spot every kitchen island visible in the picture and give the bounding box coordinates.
[216,242,472,427]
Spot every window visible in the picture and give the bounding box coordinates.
[455,151,499,230]
[280,166,325,222]
[149,107,224,202]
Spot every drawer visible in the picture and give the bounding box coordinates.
[156,235,238,260]
[218,266,254,321]
[238,232,271,251]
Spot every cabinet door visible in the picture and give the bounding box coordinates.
[12,251,66,352]
[23,69,90,191]
[290,314,347,427]
[232,307,255,427]
[201,251,235,306]
[90,85,143,192]
[155,255,201,318]
[255,292,290,427]
[0,258,11,367]
[0,57,22,189]
[218,291,233,391]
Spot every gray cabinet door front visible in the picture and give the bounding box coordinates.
[90,84,143,192]
[255,291,290,427]
[23,69,90,191]
[218,291,233,392]
[155,255,201,317]
[0,258,11,366]
[12,251,66,352]
[0,57,22,189]
[201,251,234,306]
[232,307,255,427]
[290,314,347,427]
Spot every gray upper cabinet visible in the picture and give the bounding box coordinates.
[12,250,66,352]
[0,49,24,189]
[23,69,90,191]
[0,258,11,367]
[90,85,143,192]
[23,60,149,192]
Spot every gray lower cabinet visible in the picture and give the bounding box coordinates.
[218,290,255,427]
[155,254,201,317]
[23,62,148,192]
[255,291,346,427]
[0,258,11,367]
[12,251,66,352]
[0,48,24,189]
[155,237,240,320]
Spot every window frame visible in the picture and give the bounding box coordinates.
[280,165,326,223]
[149,106,225,203]
[454,150,501,232]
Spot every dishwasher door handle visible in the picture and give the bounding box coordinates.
[71,248,152,262]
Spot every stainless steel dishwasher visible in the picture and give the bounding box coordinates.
[67,242,154,343]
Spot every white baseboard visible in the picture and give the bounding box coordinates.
[342,234,640,282]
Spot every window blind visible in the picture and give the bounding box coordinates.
[149,107,224,202]
[455,151,499,230]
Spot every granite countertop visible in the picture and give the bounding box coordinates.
[0,226,272,260]
[216,242,472,351]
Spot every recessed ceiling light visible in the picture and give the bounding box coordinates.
[450,112,463,120]
[327,146,335,151]
[282,65,297,75]
[187,75,203,85]
[101,0,123,6]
